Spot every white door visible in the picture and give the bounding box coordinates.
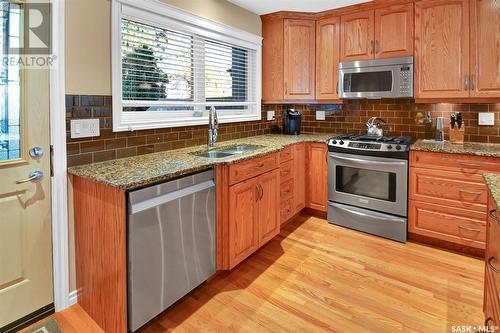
[0,1,53,330]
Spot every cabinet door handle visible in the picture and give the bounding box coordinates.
[465,76,469,90]
[258,184,264,200]
[255,185,261,202]
[458,225,481,233]
[489,209,500,223]
[375,40,379,54]
[487,256,500,273]
[485,317,495,327]
[370,40,374,54]
[285,82,288,95]
[255,162,264,168]
[471,75,476,91]
[458,189,482,196]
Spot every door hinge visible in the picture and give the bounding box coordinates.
[50,145,54,177]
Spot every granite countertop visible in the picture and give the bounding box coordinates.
[411,140,500,157]
[67,133,334,190]
[484,173,500,209]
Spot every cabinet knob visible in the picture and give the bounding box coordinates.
[487,256,500,273]
[489,209,500,223]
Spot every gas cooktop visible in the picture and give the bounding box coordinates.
[327,134,413,157]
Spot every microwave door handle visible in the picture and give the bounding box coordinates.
[331,154,407,166]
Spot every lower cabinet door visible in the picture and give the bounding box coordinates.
[228,178,260,269]
[293,143,306,213]
[258,169,281,246]
[306,143,328,212]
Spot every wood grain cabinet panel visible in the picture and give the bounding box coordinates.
[262,17,284,102]
[484,192,500,324]
[228,153,278,185]
[284,19,316,100]
[374,3,414,58]
[228,177,260,268]
[293,143,306,213]
[258,169,281,246]
[414,0,470,98]
[411,151,500,174]
[280,199,294,224]
[316,16,340,100]
[306,143,328,212]
[340,10,374,61]
[410,167,487,211]
[409,200,486,249]
[470,0,500,98]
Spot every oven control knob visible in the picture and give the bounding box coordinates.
[396,145,401,150]
[332,140,337,144]
[339,140,344,145]
[387,145,393,150]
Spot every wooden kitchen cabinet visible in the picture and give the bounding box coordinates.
[409,151,500,253]
[284,19,316,100]
[340,10,374,61]
[340,3,413,62]
[258,169,281,245]
[374,3,414,58]
[228,177,260,268]
[306,143,328,212]
[470,0,500,98]
[293,143,306,213]
[484,191,500,326]
[414,0,470,99]
[316,16,341,100]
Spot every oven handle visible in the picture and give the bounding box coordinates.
[328,202,405,222]
[329,154,407,166]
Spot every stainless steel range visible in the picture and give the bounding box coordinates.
[327,134,412,242]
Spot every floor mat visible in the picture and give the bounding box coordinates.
[23,318,62,333]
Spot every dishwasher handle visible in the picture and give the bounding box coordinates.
[129,179,215,214]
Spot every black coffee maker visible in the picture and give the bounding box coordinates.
[282,109,302,135]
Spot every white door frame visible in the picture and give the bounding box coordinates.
[50,0,71,311]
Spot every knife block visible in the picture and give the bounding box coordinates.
[449,126,465,144]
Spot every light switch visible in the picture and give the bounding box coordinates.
[267,110,275,121]
[478,112,495,126]
[70,119,100,138]
[316,110,326,121]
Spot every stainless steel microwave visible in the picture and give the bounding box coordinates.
[338,56,413,99]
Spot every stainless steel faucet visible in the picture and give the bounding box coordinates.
[208,106,218,148]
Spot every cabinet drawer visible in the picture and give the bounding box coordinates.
[410,167,487,211]
[280,179,294,202]
[280,147,293,162]
[280,160,293,183]
[409,200,486,249]
[228,153,279,185]
[280,199,293,224]
[411,151,500,175]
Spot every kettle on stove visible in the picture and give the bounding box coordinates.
[282,109,302,135]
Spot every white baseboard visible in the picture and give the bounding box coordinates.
[68,290,78,306]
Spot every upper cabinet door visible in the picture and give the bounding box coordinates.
[316,16,341,100]
[262,18,284,102]
[470,0,500,98]
[340,10,375,61]
[374,3,414,59]
[414,0,470,99]
[284,19,316,100]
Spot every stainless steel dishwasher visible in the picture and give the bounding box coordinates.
[127,169,216,332]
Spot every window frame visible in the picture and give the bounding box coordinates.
[111,0,262,132]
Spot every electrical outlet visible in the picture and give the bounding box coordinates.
[478,112,495,126]
[267,110,275,121]
[70,119,100,138]
[316,110,326,121]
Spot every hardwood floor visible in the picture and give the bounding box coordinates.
[140,215,484,333]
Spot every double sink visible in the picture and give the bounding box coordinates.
[193,144,265,159]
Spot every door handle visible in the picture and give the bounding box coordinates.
[458,225,481,233]
[259,184,264,200]
[255,184,261,201]
[471,75,476,91]
[370,40,374,54]
[16,170,44,184]
[458,189,482,196]
[489,209,500,223]
[375,40,379,54]
[465,76,469,90]
[487,256,500,273]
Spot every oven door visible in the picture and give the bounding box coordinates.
[328,153,408,216]
[339,65,400,99]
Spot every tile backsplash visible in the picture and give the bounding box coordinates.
[66,95,500,167]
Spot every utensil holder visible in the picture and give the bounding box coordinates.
[449,126,465,144]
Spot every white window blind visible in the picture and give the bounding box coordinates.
[112,1,262,131]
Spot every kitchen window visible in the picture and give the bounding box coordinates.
[112,0,262,131]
